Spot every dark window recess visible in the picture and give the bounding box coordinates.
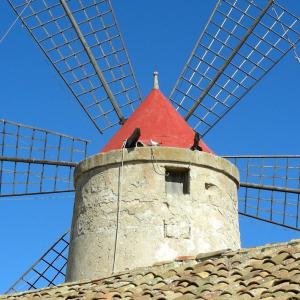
[165,168,189,194]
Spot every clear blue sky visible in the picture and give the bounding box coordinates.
[0,0,300,293]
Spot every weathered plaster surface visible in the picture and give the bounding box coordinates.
[66,147,240,282]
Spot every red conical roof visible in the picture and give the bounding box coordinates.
[101,89,212,153]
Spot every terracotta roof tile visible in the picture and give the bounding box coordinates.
[2,239,300,299]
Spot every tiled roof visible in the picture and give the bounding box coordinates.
[2,239,300,299]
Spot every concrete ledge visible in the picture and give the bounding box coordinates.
[75,147,239,186]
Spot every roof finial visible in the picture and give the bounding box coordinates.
[153,71,159,90]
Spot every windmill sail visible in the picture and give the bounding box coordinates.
[224,155,300,231]
[0,120,88,197]
[7,0,141,133]
[5,231,70,294]
[170,0,300,137]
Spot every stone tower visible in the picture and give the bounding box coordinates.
[66,74,240,282]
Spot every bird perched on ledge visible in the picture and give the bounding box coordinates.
[191,132,203,151]
[125,128,141,149]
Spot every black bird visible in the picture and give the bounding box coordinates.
[125,128,141,149]
[191,132,203,151]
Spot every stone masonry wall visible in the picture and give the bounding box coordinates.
[66,147,240,282]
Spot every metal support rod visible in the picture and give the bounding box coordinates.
[169,0,222,101]
[223,155,300,158]
[0,190,74,198]
[59,0,125,124]
[239,212,300,231]
[240,182,300,195]
[184,0,274,121]
[5,231,70,294]
[0,119,89,142]
[0,156,77,167]
[6,0,107,135]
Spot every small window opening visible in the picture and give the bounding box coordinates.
[165,167,189,195]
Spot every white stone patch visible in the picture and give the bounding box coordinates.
[155,243,178,261]
[164,221,191,239]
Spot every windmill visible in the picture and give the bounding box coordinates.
[1,0,300,294]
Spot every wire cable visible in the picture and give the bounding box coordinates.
[0,0,32,44]
[150,147,166,176]
[111,140,126,274]
[272,6,300,64]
